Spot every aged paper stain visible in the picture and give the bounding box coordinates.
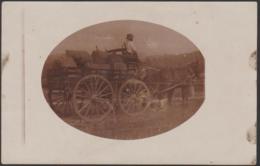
[247,122,256,144]
[1,52,10,72]
[249,50,257,71]
[251,156,256,165]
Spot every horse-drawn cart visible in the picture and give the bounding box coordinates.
[46,49,190,122]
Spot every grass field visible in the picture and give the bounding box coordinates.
[58,97,204,140]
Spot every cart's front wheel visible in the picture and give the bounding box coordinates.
[118,79,151,116]
[72,75,114,122]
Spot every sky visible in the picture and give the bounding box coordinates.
[51,20,199,56]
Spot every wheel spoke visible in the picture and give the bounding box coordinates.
[75,93,89,99]
[90,76,95,92]
[90,77,95,93]
[137,89,148,97]
[78,101,90,113]
[96,80,105,93]
[53,97,64,104]
[80,84,90,96]
[52,94,64,100]
[55,100,64,106]
[82,103,91,116]
[98,92,112,98]
[97,86,109,96]
[83,80,92,95]
[135,84,143,95]
[55,95,64,100]
[134,83,139,94]
[93,76,99,92]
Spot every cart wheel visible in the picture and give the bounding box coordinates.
[72,74,114,122]
[49,88,73,115]
[118,79,151,116]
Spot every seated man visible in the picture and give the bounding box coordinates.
[122,33,139,63]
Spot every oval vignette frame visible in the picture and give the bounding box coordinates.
[41,20,205,140]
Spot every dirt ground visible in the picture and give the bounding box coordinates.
[58,97,204,140]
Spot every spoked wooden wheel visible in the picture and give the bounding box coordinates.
[72,74,114,122]
[118,79,151,116]
[49,86,73,115]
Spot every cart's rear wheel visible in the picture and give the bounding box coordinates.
[118,79,151,116]
[49,82,73,115]
[72,74,114,122]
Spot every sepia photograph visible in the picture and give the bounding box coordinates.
[41,20,205,139]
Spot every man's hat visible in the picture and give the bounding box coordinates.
[126,33,134,38]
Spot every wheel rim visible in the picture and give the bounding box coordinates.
[72,74,114,122]
[119,79,151,116]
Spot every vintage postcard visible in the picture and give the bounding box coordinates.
[1,2,257,165]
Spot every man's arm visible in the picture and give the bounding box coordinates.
[107,48,125,53]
